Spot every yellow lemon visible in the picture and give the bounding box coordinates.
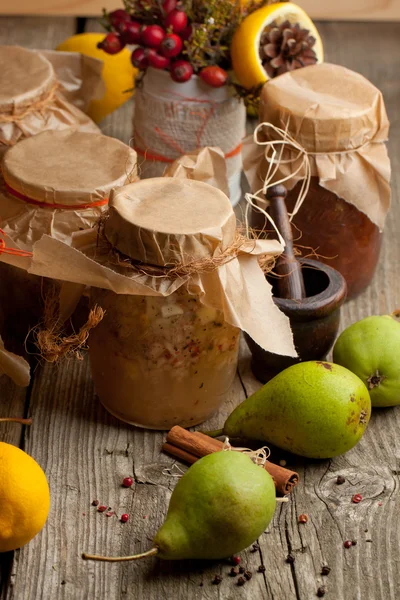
[231,2,323,89]
[0,442,50,552]
[57,33,138,123]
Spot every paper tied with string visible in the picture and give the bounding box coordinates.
[0,46,103,153]
[28,175,296,357]
[0,129,138,264]
[243,63,391,231]
[0,336,30,387]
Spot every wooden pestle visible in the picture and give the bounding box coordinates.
[266,184,306,300]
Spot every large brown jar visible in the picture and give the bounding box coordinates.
[244,63,391,298]
[81,178,294,429]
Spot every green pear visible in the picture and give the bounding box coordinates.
[218,361,371,459]
[83,451,276,563]
[333,313,400,407]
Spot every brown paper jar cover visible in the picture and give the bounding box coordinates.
[1,129,138,250]
[244,63,391,298]
[0,45,100,153]
[0,129,137,347]
[104,177,236,266]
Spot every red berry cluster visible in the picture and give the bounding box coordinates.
[98,3,228,87]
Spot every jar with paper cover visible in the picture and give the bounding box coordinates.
[244,63,391,298]
[70,177,296,429]
[0,45,101,156]
[0,129,137,346]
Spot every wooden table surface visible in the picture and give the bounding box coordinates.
[0,16,399,600]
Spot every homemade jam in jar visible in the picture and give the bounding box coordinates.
[89,287,240,429]
[0,129,137,345]
[87,178,242,429]
[245,63,391,298]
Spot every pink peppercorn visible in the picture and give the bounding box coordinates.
[122,477,133,488]
[121,514,129,523]
[97,505,108,513]
[352,494,362,504]
[344,540,352,548]
[232,556,241,565]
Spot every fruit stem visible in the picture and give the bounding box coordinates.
[200,428,224,438]
[0,417,32,425]
[82,547,159,562]
[392,309,400,320]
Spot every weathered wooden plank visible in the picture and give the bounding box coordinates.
[8,357,283,599]
[2,0,400,20]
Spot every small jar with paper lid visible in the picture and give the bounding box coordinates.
[244,63,391,298]
[0,45,100,156]
[85,178,294,429]
[0,129,137,345]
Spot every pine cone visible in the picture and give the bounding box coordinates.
[259,20,318,78]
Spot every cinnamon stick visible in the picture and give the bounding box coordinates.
[163,426,299,495]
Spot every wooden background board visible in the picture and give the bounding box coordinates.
[0,15,400,600]
[0,0,400,19]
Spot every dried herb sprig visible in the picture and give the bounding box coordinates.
[232,82,264,112]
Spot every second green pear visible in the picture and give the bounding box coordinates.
[221,361,371,459]
[154,451,276,560]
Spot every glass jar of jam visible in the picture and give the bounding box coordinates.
[244,63,391,298]
[82,177,294,429]
[89,287,240,429]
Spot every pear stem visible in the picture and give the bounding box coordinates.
[0,417,32,425]
[200,429,224,438]
[82,547,159,562]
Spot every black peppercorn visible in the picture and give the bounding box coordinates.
[286,554,295,564]
[317,586,326,597]
[244,570,253,581]
[257,565,266,573]
[212,575,222,585]
[321,565,331,576]
[336,475,345,485]
[237,577,245,586]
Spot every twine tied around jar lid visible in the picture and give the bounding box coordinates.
[243,63,391,231]
[0,81,59,123]
[0,46,58,121]
[244,121,376,230]
[101,178,283,278]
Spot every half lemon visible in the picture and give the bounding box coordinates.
[231,2,323,89]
